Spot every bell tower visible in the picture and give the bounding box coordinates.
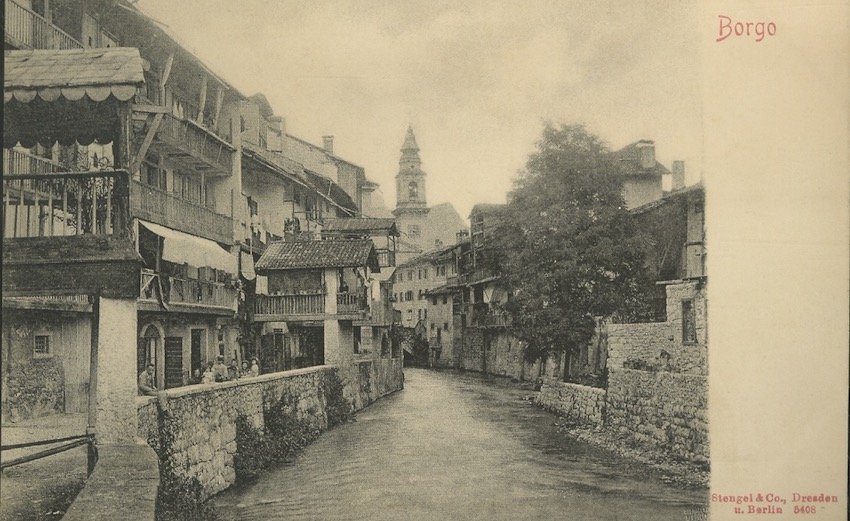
[394,125,427,212]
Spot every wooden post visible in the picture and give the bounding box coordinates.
[197,76,208,124]
[86,292,100,475]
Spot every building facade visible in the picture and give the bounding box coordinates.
[2,0,399,426]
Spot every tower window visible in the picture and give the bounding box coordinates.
[408,181,418,199]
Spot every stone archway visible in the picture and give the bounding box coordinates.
[138,322,166,390]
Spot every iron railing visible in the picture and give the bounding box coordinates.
[3,170,130,239]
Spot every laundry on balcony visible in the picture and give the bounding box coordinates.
[139,220,236,274]
[240,251,256,280]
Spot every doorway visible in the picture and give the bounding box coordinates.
[164,336,183,389]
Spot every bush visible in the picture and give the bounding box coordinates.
[320,371,352,428]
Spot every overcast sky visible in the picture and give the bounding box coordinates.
[138,0,702,220]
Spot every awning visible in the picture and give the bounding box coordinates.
[139,220,236,274]
[4,48,145,104]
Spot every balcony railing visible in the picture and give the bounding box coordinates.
[336,291,366,315]
[130,180,234,244]
[4,149,66,176]
[255,293,325,317]
[4,0,83,50]
[151,113,235,175]
[3,170,130,239]
[140,269,236,309]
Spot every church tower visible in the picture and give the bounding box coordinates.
[393,126,429,245]
[394,125,428,212]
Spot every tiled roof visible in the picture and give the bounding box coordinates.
[4,48,144,103]
[322,218,399,235]
[256,239,378,271]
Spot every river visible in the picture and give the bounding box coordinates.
[215,368,708,520]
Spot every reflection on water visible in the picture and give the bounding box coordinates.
[215,369,708,521]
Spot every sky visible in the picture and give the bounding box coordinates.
[138,0,702,220]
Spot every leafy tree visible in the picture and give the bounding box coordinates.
[490,123,654,363]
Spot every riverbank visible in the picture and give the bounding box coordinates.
[214,368,706,521]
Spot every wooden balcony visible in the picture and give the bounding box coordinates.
[138,268,236,314]
[254,293,325,321]
[4,0,83,50]
[469,303,512,328]
[336,291,365,315]
[140,112,235,177]
[3,170,141,299]
[130,180,234,245]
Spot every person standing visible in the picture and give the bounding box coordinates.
[250,358,260,377]
[213,356,229,382]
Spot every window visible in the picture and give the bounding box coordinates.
[408,181,418,199]
[443,322,449,331]
[353,326,361,354]
[33,335,51,358]
[682,300,697,344]
[424,269,428,279]
[408,270,414,281]
[418,289,423,300]
[405,290,413,301]
[418,309,422,320]
[424,309,427,320]
[442,295,448,305]
[142,157,166,190]
[418,269,422,280]
[432,296,438,305]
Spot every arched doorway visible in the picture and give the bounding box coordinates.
[138,323,164,390]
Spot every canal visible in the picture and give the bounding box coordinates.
[215,368,708,520]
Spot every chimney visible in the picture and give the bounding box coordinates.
[636,140,655,169]
[456,229,469,242]
[671,160,685,190]
[322,135,334,155]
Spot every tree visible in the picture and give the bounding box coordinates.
[490,123,653,364]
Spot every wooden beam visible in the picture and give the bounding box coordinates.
[160,53,175,87]
[213,87,224,127]
[196,76,208,124]
[131,104,170,114]
[131,112,164,176]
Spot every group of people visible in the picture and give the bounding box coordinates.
[198,355,261,384]
[138,355,262,396]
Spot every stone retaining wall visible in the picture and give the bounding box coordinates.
[606,368,708,465]
[535,381,606,428]
[137,360,403,498]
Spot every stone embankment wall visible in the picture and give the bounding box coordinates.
[535,381,606,428]
[457,327,541,381]
[606,369,708,465]
[137,360,403,498]
[535,280,708,467]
